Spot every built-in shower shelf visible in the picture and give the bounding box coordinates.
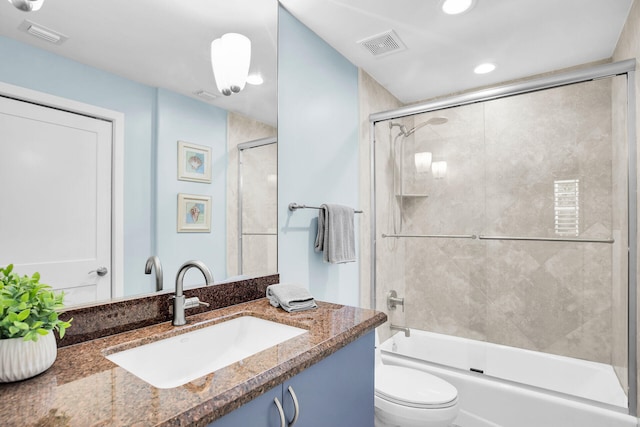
[395,193,429,199]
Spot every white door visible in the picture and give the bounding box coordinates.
[0,95,112,306]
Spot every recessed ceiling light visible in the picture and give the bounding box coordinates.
[441,0,476,15]
[474,63,496,74]
[246,74,264,85]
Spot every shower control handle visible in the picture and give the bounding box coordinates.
[387,290,405,312]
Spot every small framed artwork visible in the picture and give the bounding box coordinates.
[177,193,211,233]
[178,141,212,183]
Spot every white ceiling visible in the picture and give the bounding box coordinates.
[0,0,278,126]
[0,0,633,125]
[280,0,634,104]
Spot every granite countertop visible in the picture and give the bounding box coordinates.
[0,298,386,427]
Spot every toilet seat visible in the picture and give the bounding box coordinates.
[375,365,458,409]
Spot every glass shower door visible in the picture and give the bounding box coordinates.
[373,73,631,408]
[238,139,278,276]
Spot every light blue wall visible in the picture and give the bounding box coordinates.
[0,36,228,295]
[156,89,228,286]
[277,7,360,305]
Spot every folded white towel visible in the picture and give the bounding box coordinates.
[266,284,317,313]
[314,204,356,264]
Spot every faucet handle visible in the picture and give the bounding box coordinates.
[184,297,210,309]
[387,290,405,312]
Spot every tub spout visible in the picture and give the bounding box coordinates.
[390,324,410,337]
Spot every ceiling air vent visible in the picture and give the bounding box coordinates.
[357,30,406,57]
[193,90,218,101]
[18,20,68,45]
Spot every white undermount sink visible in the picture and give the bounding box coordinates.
[105,315,308,389]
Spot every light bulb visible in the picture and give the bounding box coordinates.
[414,152,432,174]
[432,161,447,179]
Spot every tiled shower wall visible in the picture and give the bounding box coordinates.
[376,77,627,364]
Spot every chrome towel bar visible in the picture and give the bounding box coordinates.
[288,202,363,214]
[382,233,476,239]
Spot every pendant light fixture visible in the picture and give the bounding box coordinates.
[211,33,251,96]
[7,0,44,11]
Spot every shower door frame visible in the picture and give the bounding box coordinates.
[368,59,638,415]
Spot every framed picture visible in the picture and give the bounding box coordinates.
[178,141,212,183]
[177,193,211,232]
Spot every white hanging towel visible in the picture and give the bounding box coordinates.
[314,204,356,264]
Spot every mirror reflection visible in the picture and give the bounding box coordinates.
[0,0,277,306]
[236,137,277,277]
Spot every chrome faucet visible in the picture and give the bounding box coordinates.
[173,260,214,326]
[390,324,410,337]
[144,255,163,292]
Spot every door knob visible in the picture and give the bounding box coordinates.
[89,267,108,276]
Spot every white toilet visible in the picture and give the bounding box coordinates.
[374,333,459,427]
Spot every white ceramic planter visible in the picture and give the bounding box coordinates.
[0,333,57,382]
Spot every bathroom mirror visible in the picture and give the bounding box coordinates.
[0,0,277,306]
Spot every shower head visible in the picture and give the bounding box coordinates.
[425,117,448,126]
[388,121,411,138]
[403,116,448,137]
[388,116,448,138]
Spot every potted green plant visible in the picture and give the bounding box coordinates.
[0,264,72,382]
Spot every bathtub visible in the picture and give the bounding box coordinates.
[379,329,638,427]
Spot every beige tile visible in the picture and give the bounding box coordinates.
[368,77,621,366]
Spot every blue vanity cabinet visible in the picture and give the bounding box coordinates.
[281,330,375,426]
[209,384,284,427]
[209,331,375,427]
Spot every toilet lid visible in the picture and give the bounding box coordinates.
[375,365,458,409]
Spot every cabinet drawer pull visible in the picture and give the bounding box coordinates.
[287,386,300,426]
[274,397,286,427]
